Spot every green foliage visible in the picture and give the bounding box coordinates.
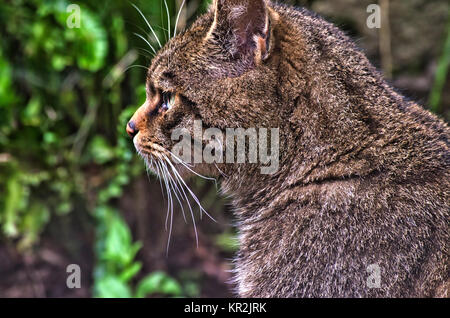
[0,0,125,249]
[0,0,211,297]
[135,272,183,298]
[93,206,183,298]
[34,0,108,72]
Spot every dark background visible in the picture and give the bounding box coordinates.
[0,0,449,297]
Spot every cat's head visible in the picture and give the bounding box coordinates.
[127,0,283,177]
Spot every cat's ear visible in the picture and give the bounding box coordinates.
[209,0,270,63]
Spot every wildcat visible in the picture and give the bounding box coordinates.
[127,0,449,297]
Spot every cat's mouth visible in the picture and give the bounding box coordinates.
[134,138,172,173]
[134,137,203,181]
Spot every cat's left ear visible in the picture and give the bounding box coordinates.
[209,0,270,63]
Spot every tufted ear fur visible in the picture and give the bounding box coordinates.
[209,0,270,63]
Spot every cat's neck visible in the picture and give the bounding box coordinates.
[218,131,379,223]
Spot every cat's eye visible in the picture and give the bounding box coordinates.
[161,92,176,112]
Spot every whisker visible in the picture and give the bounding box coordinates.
[128,18,167,45]
[163,156,199,247]
[137,47,155,59]
[143,158,167,227]
[174,0,186,37]
[161,161,174,256]
[160,0,168,43]
[153,24,170,35]
[158,159,194,231]
[143,159,152,183]
[127,21,155,45]
[214,163,227,178]
[156,160,171,232]
[133,33,157,55]
[166,149,193,167]
[166,149,217,185]
[123,64,150,74]
[153,159,166,201]
[164,0,171,40]
[214,138,228,177]
[165,165,188,224]
[163,154,218,223]
[131,3,163,48]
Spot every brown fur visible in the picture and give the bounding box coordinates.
[128,0,449,297]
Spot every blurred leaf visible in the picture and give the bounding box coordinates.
[21,97,42,126]
[18,202,50,249]
[71,8,108,72]
[95,276,132,298]
[0,49,18,106]
[119,262,142,282]
[3,171,23,237]
[183,281,201,298]
[135,271,183,298]
[0,0,204,298]
[215,231,239,253]
[89,136,115,165]
[103,217,141,265]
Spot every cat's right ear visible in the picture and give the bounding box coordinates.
[207,0,271,64]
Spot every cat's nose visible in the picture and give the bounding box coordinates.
[126,120,138,138]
